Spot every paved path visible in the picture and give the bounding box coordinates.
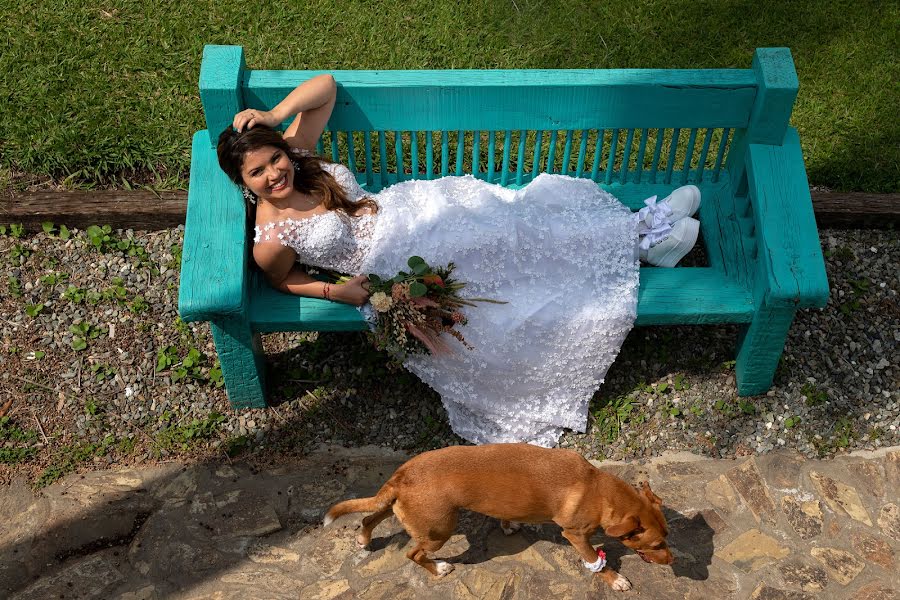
[2,446,898,599]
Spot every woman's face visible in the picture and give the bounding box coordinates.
[240,145,294,201]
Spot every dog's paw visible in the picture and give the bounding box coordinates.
[434,560,454,577]
[611,574,632,592]
[500,520,521,536]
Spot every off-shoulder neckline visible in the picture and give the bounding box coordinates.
[254,210,374,232]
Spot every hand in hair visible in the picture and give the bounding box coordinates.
[233,109,278,133]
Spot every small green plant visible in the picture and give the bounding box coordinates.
[834,417,854,449]
[0,416,39,464]
[737,399,757,415]
[115,236,151,263]
[167,243,183,270]
[824,245,854,262]
[102,277,128,303]
[155,346,180,372]
[689,403,704,417]
[839,277,870,315]
[10,244,31,259]
[8,223,25,238]
[25,304,44,318]
[62,285,86,303]
[69,320,103,351]
[41,221,56,235]
[155,411,226,454]
[85,397,101,416]
[173,316,192,340]
[127,295,149,313]
[39,272,69,286]
[801,383,828,407]
[90,363,116,383]
[784,415,801,429]
[35,435,118,488]
[592,395,638,442]
[209,360,224,388]
[224,434,251,457]
[86,224,114,252]
[721,360,736,370]
[673,373,691,391]
[8,276,23,297]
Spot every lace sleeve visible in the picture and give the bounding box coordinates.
[289,147,367,201]
[325,163,367,202]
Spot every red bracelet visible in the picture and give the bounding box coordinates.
[323,283,331,300]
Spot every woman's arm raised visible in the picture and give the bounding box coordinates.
[232,74,337,152]
[280,75,337,152]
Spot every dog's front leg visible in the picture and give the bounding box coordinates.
[561,529,632,592]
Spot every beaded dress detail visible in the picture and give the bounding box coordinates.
[255,148,640,447]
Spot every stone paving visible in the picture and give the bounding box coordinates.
[2,445,898,600]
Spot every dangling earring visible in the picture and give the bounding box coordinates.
[240,185,257,205]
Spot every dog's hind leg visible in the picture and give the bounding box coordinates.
[405,542,454,577]
[395,502,457,577]
[356,505,393,549]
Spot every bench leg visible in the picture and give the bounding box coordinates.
[210,317,267,409]
[735,305,796,396]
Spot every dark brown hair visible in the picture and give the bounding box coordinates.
[216,125,377,218]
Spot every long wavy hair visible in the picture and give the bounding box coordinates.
[216,125,378,227]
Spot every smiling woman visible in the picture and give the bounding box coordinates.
[215,75,378,306]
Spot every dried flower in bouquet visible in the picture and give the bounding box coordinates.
[321,256,504,359]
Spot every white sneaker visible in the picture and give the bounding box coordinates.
[641,217,700,267]
[635,185,701,231]
[660,185,701,221]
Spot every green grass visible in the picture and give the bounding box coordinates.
[1,0,897,192]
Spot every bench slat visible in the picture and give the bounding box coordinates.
[249,266,752,333]
[243,69,757,130]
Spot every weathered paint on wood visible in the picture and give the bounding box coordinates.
[199,45,245,148]
[746,128,829,308]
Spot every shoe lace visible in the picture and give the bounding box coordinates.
[634,195,673,251]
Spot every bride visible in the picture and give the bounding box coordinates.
[216,75,701,447]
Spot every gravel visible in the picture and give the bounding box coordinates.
[0,225,897,484]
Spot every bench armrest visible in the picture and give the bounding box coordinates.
[747,127,829,309]
[178,130,250,322]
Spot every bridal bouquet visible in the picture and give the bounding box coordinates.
[323,256,504,358]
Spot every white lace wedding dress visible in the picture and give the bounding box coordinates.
[254,150,639,446]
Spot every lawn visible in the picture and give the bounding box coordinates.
[0,0,896,192]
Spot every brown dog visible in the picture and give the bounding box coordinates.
[324,443,672,591]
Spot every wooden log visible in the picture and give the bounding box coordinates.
[1,189,898,232]
[1,190,188,231]
[809,191,900,229]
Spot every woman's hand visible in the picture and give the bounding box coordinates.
[233,109,279,133]
[330,275,371,306]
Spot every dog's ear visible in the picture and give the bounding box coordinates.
[641,481,662,506]
[605,515,640,537]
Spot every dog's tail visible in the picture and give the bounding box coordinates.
[323,484,397,527]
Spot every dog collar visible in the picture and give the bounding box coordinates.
[583,548,607,572]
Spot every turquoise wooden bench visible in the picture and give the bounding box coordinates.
[178,45,829,409]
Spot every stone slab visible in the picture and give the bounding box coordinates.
[725,459,777,525]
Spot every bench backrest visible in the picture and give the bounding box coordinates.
[200,46,797,192]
